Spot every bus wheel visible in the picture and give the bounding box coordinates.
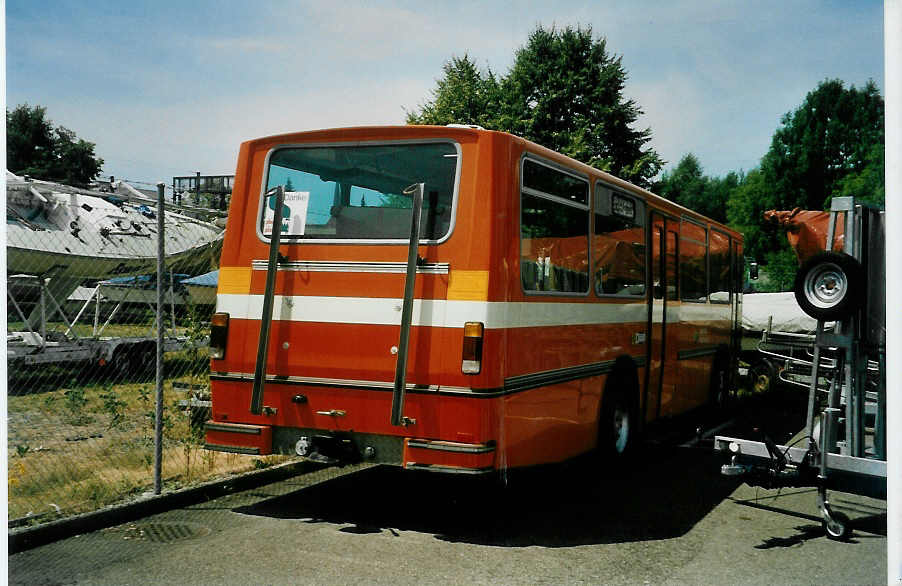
[793,252,863,321]
[598,380,637,460]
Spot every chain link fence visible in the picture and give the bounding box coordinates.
[7,176,294,527]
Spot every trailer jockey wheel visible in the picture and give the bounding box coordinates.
[823,510,851,541]
[793,252,863,321]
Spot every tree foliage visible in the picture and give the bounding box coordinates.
[406,55,501,129]
[413,46,885,293]
[725,79,884,267]
[408,25,663,188]
[832,142,884,206]
[760,79,883,212]
[654,153,737,224]
[7,103,104,186]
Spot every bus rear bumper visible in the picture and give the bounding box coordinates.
[204,421,273,455]
[403,438,496,473]
[204,422,497,473]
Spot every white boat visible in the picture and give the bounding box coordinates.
[7,172,223,280]
[7,173,223,330]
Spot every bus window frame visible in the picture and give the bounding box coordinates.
[255,138,463,246]
[708,227,732,304]
[592,182,648,299]
[679,216,709,304]
[519,152,591,298]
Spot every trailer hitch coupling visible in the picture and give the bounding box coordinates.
[294,433,359,465]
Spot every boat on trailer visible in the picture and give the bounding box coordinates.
[6,172,223,281]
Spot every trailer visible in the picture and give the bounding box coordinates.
[716,197,886,540]
[7,272,203,376]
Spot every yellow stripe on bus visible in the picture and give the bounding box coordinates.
[218,266,253,294]
[447,270,489,301]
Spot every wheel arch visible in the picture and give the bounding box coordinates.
[602,354,641,419]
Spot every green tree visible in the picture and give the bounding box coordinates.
[655,153,736,223]
[724,79,884,290]
[6,103,54,176]
[832,142,884,205]
[406,55,501,128]
[408,26,663,188]
[657,153,705,201]
[760,79,883,212]
[727,168,771,259]
[6,104,104,186]
[499,26,662,187]
[705,172,740,225]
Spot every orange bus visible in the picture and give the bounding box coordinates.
[204,125,743,474]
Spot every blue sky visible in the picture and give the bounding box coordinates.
[6,1,884,187]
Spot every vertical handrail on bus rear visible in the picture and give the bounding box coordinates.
[391,182,424,426]
[250,185,285,415]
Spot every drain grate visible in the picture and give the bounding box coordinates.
[105,521,211,543]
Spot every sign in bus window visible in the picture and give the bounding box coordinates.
[262,142,458,241]
[263,191,310,236]
[594,187,646,296]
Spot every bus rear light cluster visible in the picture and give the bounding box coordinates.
[461,321,484,374]
[210,312,230,360]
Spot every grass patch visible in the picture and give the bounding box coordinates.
[8,373,293,521]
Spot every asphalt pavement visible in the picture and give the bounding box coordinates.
[8,389,888,585]
[8,442,887,585]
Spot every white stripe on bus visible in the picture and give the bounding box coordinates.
[215,294,730,329]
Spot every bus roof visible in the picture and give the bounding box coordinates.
[244,125,742,240]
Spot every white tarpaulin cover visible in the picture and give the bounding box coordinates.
[742,291,824,333]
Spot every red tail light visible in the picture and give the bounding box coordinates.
[461,321,484,374]
[210,312,229,360]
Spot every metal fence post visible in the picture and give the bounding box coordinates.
[154,182,165,495]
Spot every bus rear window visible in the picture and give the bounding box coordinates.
[261,142,458,242]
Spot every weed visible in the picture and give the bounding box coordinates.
[99,386,128,430]
[63,387,93,425]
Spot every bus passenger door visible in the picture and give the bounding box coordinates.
[645,213,678,422]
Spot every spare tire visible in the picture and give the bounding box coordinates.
[793,251,863,321]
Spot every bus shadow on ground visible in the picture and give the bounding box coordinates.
[233,445,742,547]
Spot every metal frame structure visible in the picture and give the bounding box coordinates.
[7,272,194,369]
[716,197,886,539]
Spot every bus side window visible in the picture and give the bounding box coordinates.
[593,187,646,297]
[520,158,590,294]
[679,219,707,302]
[709,229,731,303]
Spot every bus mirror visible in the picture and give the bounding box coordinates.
[749,262,759,280]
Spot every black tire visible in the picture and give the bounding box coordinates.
[112,344,155,381]
[747,359,777,394]
[823,510,852,541]
[793,252,863,321]
[598,373,638,460]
